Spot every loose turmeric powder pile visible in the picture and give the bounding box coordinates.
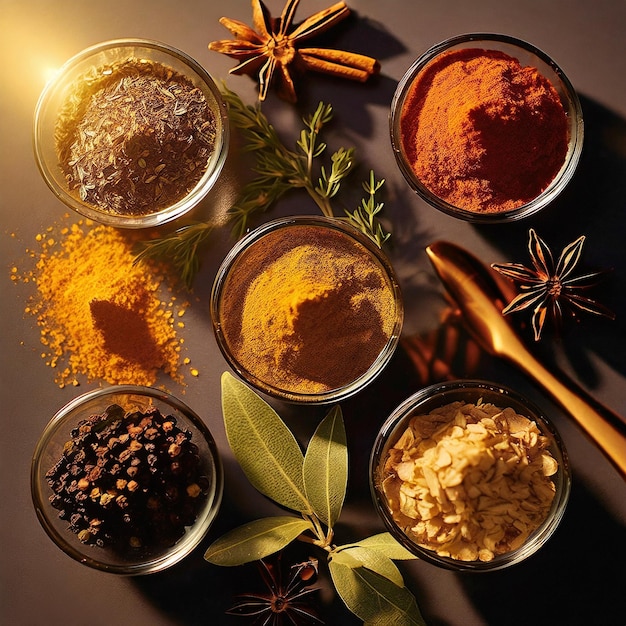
[217,223,400,395]
[15,218,191,388]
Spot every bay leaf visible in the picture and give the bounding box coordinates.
[303,405,347,528]
[329,561,425,626]
[333,545,404,587]
[221,372,311,514]
[351,532,418,561]
[204,516,313,566]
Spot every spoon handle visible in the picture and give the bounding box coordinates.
[506,341,626,480]
[425,240,626,480]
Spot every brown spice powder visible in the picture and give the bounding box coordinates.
[218,224,399,394]
[14,218,192,388]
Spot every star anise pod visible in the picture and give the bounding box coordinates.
[491,228,615,341]
[208,0,380,102]
[227,555,323,625]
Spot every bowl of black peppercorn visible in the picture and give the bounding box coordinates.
[31,385,223,574]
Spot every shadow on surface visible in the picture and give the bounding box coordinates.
[477,96,626,389]
[458,471,626,626]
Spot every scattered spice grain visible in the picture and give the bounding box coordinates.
[15,218,192,387]
[400,48,569,213]
[55,57,218,216]
[216,223,400,395]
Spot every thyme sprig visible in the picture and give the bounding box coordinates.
[134,87,390,289]
[134,222,215,290]
[223,86,387,242]
[344,170,390,248]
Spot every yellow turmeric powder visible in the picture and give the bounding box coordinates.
[216,222,400,395]
[16,218,190,388]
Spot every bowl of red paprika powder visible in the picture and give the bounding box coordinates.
[33,39,229,228]
[390,33,583,222]
[31,385,224,574]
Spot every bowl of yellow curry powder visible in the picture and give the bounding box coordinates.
[211,216,403,404]
[33,39,229,228]
[31,385,223,574]
[370,380,570,571]
[390,33,583,222]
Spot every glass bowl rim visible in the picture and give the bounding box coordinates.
[369,378,571,572]
[210,215,404,404]
[389,32,584,223]
[32,37,230,229]
[31,384,224,575]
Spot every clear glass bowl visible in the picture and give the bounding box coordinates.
[390,33,584,223]
[31,385,223,575]
[370,380,571,571]
[211,216,404,404]
[33,39,229,228]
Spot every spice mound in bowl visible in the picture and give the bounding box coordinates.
[370,380,570,571]
[33,39,229,228]
[211,216,403,404]
[31,386,223,574]
[390,33,583,222]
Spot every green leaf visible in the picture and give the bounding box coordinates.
[303,405,347,527]
[204,516,313,566]
[329,560,425,626]
[332,546,404,587]
[350,533,418,561]
[221,373,312,514]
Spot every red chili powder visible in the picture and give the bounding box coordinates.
[400,48,569,213]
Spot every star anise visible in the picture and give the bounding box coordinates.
[491,228,615,341]
[227,555,323,625]
[208,0,380,102]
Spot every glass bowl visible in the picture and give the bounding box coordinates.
[390,33,584,223]
[211,216,404,404]
[31,385,223,575]
[370,380,570,572]
[33,39,229,228]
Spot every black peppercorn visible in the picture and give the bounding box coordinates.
[45,404,209,552]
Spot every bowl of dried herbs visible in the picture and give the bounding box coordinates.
[31,385,223,574]
[33,39,229,228]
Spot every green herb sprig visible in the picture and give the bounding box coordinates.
[135,222,215,290]
[222,87,388,242]
[134,87,390,289]
[205,373,425,625]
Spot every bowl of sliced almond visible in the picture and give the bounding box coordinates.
[370,380,570,571]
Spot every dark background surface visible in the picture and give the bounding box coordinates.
[2,1,625,624]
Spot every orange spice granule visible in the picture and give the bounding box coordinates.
[15,218,193,388]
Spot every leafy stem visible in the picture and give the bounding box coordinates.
[207,373,425,625]
[133,221,214,290]
[301,513,335,551]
